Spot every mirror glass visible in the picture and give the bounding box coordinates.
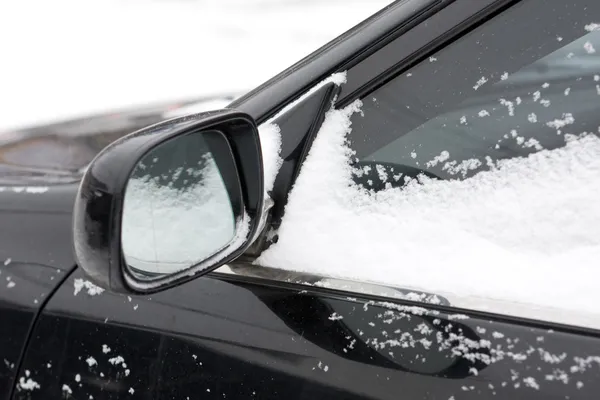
[122,130,239,276]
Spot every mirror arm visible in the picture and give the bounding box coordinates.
[241,193,274,258]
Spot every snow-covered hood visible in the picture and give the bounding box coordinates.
[0,94,239,185]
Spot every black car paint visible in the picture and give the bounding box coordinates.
[0,184,78,400]
[1,0,600,399]
[14,268,600,399]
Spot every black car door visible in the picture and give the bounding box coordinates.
[11,266,600,400]
[12,0,600,399]
[0,183,78,400]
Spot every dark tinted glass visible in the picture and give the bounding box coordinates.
[348,0,600,190]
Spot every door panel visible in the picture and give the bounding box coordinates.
[14,267,600,399]
[0,184,78,400]
[0,262,71,400]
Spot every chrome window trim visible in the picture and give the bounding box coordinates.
[214,264,600,331]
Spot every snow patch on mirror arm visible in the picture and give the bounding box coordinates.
[258,122,283,194]
[257,71,348,194]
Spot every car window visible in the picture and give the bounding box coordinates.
[349,4,600,190]
[257,0,600,327]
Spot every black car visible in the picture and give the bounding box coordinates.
[3,0,600,399]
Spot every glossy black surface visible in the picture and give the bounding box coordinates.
[0,184,77,400]
[14,268,600,400]
[73,110,264,294]
[0,262,71,400]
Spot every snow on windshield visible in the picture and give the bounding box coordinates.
[256,97,600,317]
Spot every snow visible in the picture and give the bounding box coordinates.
[256,92,600,319]
[258,71,348,193]
[18,377,40,391]
[0,0,391,132]
[108,356,125,365]
[258,123,283,194]
[62,384,72,395]
[73,278,105,296]
[85,357,97,367]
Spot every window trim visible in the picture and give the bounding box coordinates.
[230,0,442,124]
[338,0,519,107]
[215,263,600,332]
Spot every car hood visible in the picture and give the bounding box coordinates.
[0,93,240,185]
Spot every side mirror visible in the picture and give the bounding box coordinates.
[73,109,264,294]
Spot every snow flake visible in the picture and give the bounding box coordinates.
[584,41,596,54]
[108,356,125,365]
[86,357,97,367]
[375,164,388,183]
[585,23,600,32]
[523,377,539,390]
[546,113,574,129]
[426,151,450,168]
[73,279,104,296]
[62,384,73,395]
[499,98,515,116]
[328,312,343,321]
[473,76,488,90]
[18,377,41,391]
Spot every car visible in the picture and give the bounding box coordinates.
[2,0,600,399]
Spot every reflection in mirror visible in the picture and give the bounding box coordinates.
[122,130,240,276]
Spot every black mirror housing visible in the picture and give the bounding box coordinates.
[73,109,264,294]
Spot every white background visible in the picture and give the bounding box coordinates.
[0,0,391,131]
